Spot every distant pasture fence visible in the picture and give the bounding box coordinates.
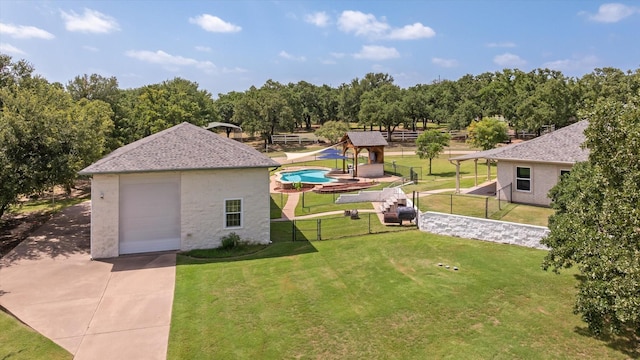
[271,134,319,144]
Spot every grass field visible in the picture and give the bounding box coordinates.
[0,311,71,360]
[168,231,625,359]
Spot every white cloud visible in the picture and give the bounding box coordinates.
[305,11,330,27]
[543,55,599,72]
[321,59,337,65]
[222,67,248,74]
[0,23,54,39]
[189,14,241,33]
[353,45,400,60]
[585,3,639,23]
[0,43,26,55]
[195,45,212,52]
[60,8,120,33]
[337,10,436,40]
[279,50,306,61]
[330,52,345,58]
[338,10,390,37]
[387,23,435,40]
[125,50,216,73]
[432,57,458,68]
[493,53,527,67]
[486,41,516,48]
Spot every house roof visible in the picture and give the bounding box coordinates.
[451,120,589,164]
[342,131,389,147]
[80,122,280,174]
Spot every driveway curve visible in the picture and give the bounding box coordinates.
[0,201,176,360]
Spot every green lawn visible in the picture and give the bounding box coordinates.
[0,311,71,360]
[168,231,624,359]
[295,191,374,216]
[8,195,89,215]
[269,193,288,219]
[493,203,555,227]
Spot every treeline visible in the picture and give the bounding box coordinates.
[1,52,639,217]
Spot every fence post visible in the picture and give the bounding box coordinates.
[368,213,371,234]
[302,191,305,210]
[317,219,321,241]
[292,220,296,242]
[485,197,489,218]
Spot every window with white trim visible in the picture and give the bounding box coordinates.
[224,199,243,228]
[516,167,531,192]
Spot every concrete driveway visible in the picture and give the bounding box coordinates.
[0,201,176,360]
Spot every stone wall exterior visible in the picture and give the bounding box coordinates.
[90,174,120,258]
[180,168,271,251]
[418,211,549,249]
[89,168,272,258]
[497,161,573,206]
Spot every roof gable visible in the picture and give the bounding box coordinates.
[342,131,389,147]
[80,122,279,174]
[452,120,589,164]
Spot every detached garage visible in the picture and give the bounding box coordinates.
[80,122,279,259]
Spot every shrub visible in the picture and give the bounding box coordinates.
[221,232,241,250]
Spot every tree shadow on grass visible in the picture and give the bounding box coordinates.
[574,326,639,359]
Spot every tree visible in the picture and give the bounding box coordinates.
[126,77,217,141]
[466,117,509,150]
[1,58,114,217]
[415,130,451,175]
[358,83,405,139]
[541,95,640,341]
[315,120,350,144]
[233,81,294,145]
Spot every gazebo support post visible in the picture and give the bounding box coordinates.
[487,159,491,181]
[474,159,478,186]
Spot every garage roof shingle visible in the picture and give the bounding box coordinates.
[80,122,280,174]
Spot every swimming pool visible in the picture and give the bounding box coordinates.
[278,169,337,184]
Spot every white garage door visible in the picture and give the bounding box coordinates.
[119,174,181,254]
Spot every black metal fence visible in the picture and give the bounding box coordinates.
[383,162,422,183]
[271,213,416,242]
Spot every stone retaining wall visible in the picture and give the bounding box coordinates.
[418,211,549,249]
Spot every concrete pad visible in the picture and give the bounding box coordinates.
[10,297,101,339]
[102,266,176,297]
[53,335,84,354]
[0,202,176,359]
[74,326,170,360]
[86,291,174,334]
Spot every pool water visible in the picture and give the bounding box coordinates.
[279,169,337,184]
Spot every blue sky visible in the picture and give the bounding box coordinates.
[1,1,639,96]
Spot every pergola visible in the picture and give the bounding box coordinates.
[339,131,388,177]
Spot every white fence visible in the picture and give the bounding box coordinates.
[271,134,318,144]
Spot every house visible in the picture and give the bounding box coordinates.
[340,131,388,177]
[450,121,589,206]
[79,122,280,259]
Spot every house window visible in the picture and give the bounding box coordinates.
[224,199,242,228]
[560,170,571,178]
[516,167,531,192]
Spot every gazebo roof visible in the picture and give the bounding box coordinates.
[341,131,389,147]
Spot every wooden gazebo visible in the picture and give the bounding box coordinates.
[339,131,388,177]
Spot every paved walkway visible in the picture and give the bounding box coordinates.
[0,201,176,360]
